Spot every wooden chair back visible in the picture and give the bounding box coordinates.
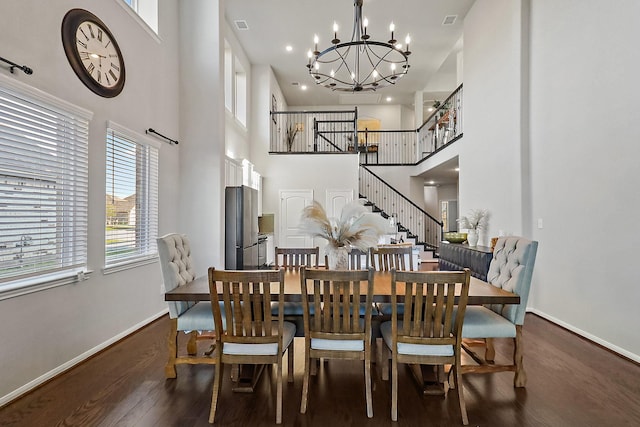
[300,267,374,350]
[208,268,285,359]
[390,269,470,356]
[275,247,319,270]
[207,268,292,424]
[385,268,471,424]
[370,245,414,271]
[299,267,375,417]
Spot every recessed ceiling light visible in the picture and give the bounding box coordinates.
[285,45,293,52]
[454,167,460,172]
[427,107,434,112]
[429,180,435,185]
[386,96,392,102]
[301,85,308,90]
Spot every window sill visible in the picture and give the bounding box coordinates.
[0,269,92,301]
[103,255,158,275]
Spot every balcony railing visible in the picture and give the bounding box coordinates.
[417,84,463,160]
[270,109,356,153]
[269,84,463,164]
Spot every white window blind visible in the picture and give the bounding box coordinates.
[105,124,158,268]
[0,81,90,287]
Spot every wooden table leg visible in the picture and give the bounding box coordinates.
[232,364,266,393]
[407,364,447,396]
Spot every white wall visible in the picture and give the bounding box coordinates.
[260,154,359,248]
[462,0,526,243]
[178,0,225,277]
[0,0,181,402]
[463,0,640,360]
[527,0,640,359]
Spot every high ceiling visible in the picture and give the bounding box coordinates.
[225,0,475,107]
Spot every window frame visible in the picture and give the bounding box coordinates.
[104,121,160,274]
[0,74,92,300]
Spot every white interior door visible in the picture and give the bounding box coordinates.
[279,190,313,248]
[325,189,353,218]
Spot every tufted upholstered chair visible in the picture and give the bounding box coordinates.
[157,233,217,378]
[458,236,538,387]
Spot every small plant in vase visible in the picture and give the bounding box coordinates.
[457,209,490,247]
[299,201,387,269]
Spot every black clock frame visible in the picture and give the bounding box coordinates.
[61,8,125,98]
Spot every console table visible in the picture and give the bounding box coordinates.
[438,243,493,281]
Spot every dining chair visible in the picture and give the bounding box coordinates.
[207,268,295,425]
[157,233,216,379]
[380,268,471,425]
[272,247,320,335]
[370,244,414,272]
[299,267,375,418]
[373,244,414,318]
[459,236,538,387]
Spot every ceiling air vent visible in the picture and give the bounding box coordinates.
[442,15,457,25]
[234,20,249,30]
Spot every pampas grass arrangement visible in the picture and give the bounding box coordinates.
[299,201,388,251]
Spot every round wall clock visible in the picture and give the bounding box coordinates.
[61,9,125,98]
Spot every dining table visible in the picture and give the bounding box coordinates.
[165,269,520,305]
[164,268,520,393]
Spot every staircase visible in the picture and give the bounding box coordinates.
[358,165,443,259]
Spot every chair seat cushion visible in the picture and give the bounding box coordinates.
[380,321,454,356]
[458,306,517,338]
[176,301,215,331]
[311,337,365,351]
[222,321,296,356]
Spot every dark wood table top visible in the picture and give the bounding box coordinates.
[165,270,520,306]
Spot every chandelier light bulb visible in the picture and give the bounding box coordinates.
[363,17,369,28]
[351,72,356,81]
[307,50,313,58]
[372,69,379,78]
[330,69,335,77]
[314,34,319,44]
[389,22,395,32]
[405,34,411,45]
[314,62,319,70]
[333,22,339,32]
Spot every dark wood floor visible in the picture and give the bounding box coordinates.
[1,313,639,427]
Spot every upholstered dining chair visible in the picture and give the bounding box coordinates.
[208,268,295,425]
[458,236,538,387]
[299,267,375,418]
[380,269,471,425]
[157,233,216,379]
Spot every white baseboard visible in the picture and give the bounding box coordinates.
[0,309,168,407]
[527,308,639,363]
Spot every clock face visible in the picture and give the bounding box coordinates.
[62,9,125,97]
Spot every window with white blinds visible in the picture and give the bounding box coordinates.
[0,79,90,289]
[105,123,158,269]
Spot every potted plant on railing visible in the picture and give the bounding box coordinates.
[285,123,299,152]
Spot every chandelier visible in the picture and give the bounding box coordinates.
[306,0,411,92]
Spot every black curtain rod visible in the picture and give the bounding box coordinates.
[146,128,178,145]
[0,56,33,75]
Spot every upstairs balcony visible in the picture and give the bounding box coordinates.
[269,84,463,166]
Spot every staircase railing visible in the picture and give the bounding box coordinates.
[359,165,443,251]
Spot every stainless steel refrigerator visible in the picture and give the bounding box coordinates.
[225,186,259,269]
